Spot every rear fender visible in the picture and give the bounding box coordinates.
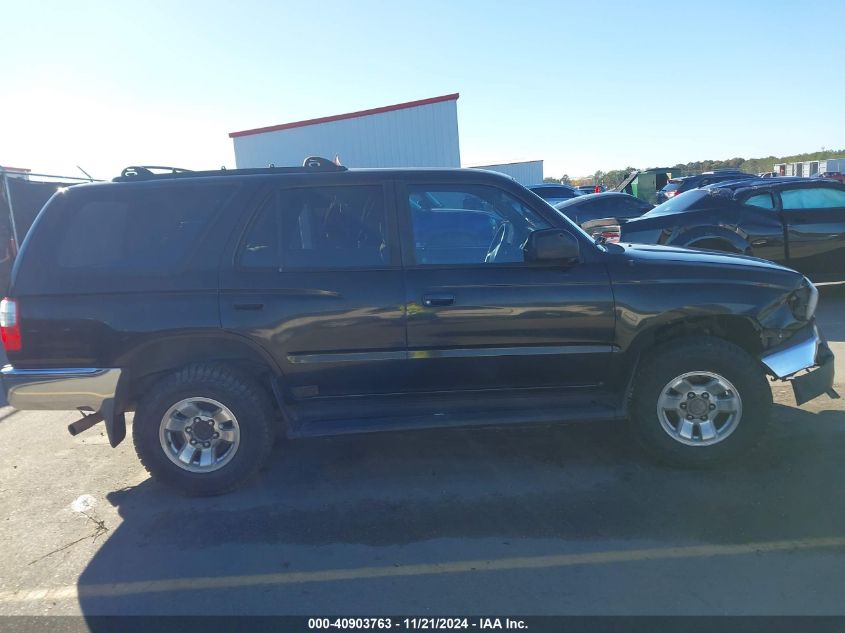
[109,332,284,446]
[669,226,749,253]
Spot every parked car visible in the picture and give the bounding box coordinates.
[554,192,653,226]
[622,177,845,282]
[553,192,653,243]
[814,171,845,184]
[577,184,605,195]
[0,159,836,494]
[527,184,581,204]
[656,170,756,204]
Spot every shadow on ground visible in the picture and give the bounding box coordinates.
[77,401,845,615]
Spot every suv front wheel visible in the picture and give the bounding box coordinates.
[630,337,772,467]
[133,364,275,495]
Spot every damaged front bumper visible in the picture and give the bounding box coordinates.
[760,324,839,405]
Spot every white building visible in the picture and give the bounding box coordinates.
[469,160,544,186]
[774,158,845,177]
[230,94,461,169]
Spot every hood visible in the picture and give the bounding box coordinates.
[612,242,798,276]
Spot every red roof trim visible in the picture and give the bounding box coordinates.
[229,93,460,138]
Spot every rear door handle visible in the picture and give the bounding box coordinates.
[422,293,455,307]
[234,303,264,311]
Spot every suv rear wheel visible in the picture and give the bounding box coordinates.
[630,337,772,467]
[133,364,275,495]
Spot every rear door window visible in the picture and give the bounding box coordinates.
[239,185,391,270]
[780,187,845,209]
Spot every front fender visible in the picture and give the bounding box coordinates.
[604,250,809,394]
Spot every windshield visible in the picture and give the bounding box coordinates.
[661,179,683,192]
[643,189,710,216]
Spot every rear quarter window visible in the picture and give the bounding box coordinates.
[744,193,775,209]
[55,186,233,272]
[14,183,236,293]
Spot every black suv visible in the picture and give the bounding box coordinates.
[656,170,756,204]
[0,159,836,494]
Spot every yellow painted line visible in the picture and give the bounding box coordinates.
[3,536,845,604]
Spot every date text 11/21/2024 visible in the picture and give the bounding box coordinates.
[307,618,528,629]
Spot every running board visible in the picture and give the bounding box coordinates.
[288,402,625,439]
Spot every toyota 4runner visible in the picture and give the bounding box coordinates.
[1,158,837,494]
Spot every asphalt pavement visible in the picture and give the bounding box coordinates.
[0,285,844,616]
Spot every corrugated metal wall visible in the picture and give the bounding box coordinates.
[781,159,845,176]
[820,159,845,173]
[469,160,543,186]
[232,99,460,169]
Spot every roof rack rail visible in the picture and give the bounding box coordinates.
[302,155,343,170]
[119,165,193,179]
[112,156,346,182]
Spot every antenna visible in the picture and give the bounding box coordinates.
[76,165,94,181]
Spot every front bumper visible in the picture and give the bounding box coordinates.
[760,325,838,405]
[1,366,122,411]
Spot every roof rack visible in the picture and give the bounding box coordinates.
[112,156,346,182]
[119,165,194,179]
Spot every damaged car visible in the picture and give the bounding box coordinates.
[0,160,838,495]
[622,177,845,282]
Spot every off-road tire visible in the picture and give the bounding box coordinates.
[133,364,275,495]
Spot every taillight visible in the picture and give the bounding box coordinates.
[599,230,621,244]
[0,298,21,352]
[665,191,677,198]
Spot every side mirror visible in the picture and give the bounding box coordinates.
[524,229,580,263]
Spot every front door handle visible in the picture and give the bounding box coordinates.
[422,293,455,307]
[234,303,264,311]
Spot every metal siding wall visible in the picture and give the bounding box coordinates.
[469,161,544,186]
[232,100,460,168]
[822,158,845,173]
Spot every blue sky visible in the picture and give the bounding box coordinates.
[3,0,844,180]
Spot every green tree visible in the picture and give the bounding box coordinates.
[543,176,560,183]
[571,148,845,187]
[601,168,635,189]
[560,174,572,185]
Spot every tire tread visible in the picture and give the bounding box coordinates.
[132,363,275,495]
[630,336,772,467]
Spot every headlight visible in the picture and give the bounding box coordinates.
[788,277,818,321]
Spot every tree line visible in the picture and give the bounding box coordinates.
[543,148,845,189]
